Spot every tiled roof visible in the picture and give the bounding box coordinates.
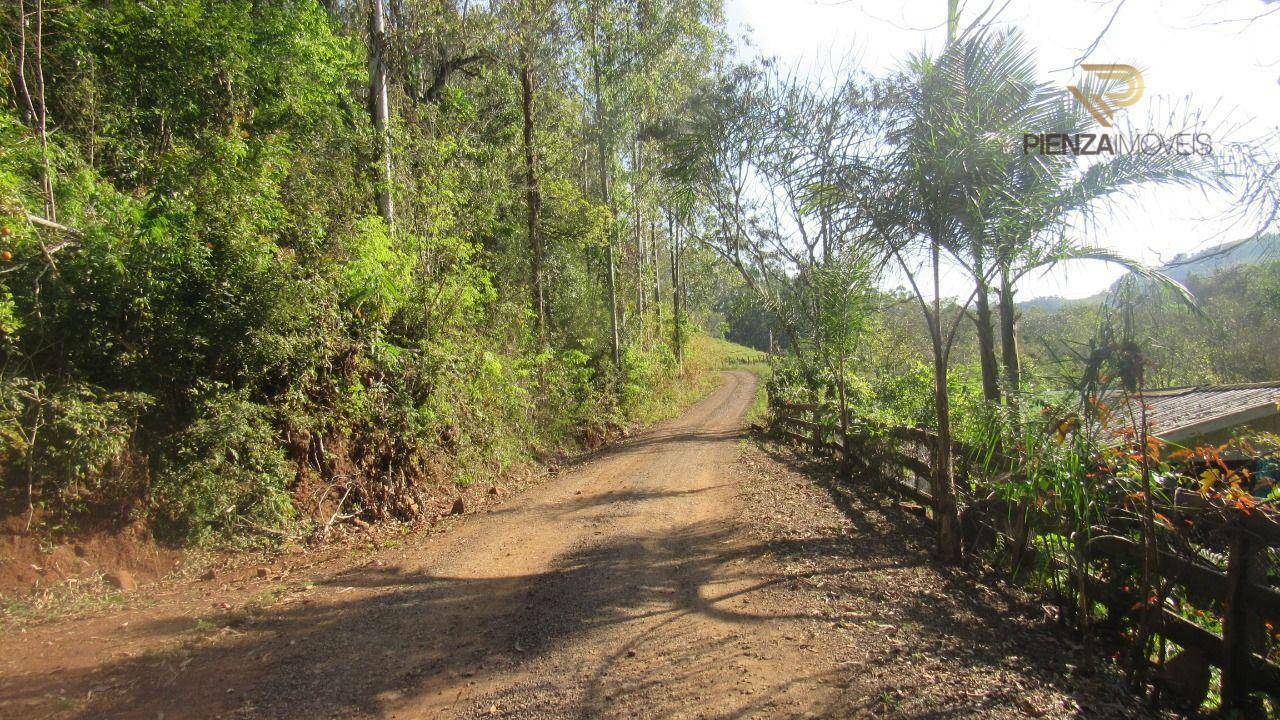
[1112,382,1280,442]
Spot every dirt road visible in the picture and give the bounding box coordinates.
[0,370,1154,719]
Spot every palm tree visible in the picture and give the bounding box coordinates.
[920,26,1223,415]
[874,36,983,564]
[875,21,1222,562]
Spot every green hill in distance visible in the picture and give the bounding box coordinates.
[1021,233,1280,311]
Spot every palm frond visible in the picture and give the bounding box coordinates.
[1032,245,1204,318]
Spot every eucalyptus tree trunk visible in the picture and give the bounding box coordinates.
[633,141,645,329]
[519,49,547,339]
[636,224,646,325]
[589,10,621,366]
[650,219,662,327]
[670,216,684,367]
[599,135,621,368]
[16,0,55,222]
[368,0,394,230]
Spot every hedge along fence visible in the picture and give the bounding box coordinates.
[769,395,1280,712]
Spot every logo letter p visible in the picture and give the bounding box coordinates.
[1069,64,1144,127]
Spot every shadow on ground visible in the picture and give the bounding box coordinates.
[6,518,854,719]
[749,437,1157,720]
[1,427,1153,720]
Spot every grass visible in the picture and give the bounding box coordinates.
[742,361,773,423]
[622,334,768,426]
[0,575,128,633]
[689,335,772,423]
[692,335,774,423]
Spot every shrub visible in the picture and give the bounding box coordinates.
[0,378,152,522]
[152,385,292,543]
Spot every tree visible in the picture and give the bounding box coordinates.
[903,18,1225,426]
[0,0,738,540]
[369,0,395,229]
[499,0,564,339]
[962,36,1221,411]
[388,0,493,105]
[569,0,723,367]
[670,209,684,364]
[667,60,888,460]
[520,53,546,337]
[13,0,55,223]
[879,54,971,563]
[574,0,623,366]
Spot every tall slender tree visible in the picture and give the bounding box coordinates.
[369,0,395,229]
[584,0,622,366]
[670,212,683,365]
[520,53,546,336]
[506,0,556,338]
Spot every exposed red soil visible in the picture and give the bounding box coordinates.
[0,515,182,595]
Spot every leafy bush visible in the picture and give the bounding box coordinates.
[620,344,678,418]
[152,386,292,543]
[0,379,152,520]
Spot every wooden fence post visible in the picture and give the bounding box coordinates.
[810,403,823,455]
[839,403,851,476]
[1220,528,1264,708]
[807,390,821,455]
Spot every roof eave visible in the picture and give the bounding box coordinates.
[1154,402,1280,445]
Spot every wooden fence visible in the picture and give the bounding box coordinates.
[770,396,1280,710]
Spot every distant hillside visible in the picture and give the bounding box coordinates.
[1020,294,1097,312]
[1019,242,1280,388]
[1157,233,1280,285]
[1019,233,1280,310]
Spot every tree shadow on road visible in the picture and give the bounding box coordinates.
[4,426,1152,720]
[747,437,1159,720]
[3,516,854,719]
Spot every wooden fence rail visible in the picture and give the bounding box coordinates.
[768,393,1280,710]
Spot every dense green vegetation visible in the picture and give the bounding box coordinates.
[669,20,1255,562]
[0,0,764,543]
[1021,257,1280,388]
[785,247,1280,445]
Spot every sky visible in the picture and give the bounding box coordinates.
[722,0,1280,300]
